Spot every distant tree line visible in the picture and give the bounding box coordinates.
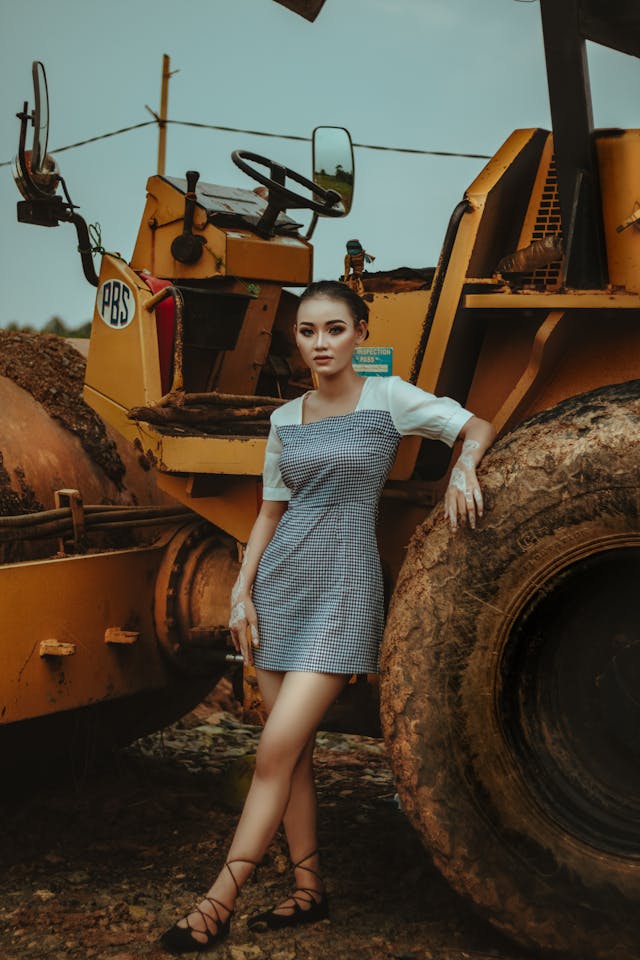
[2,316,92,338]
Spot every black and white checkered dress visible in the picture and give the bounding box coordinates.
[252,376,472,675]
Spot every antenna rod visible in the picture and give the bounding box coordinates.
[158,54,170,175]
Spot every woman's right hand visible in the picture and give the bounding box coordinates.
[229,588,259,666]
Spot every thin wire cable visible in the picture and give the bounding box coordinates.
[355,139,489,159]
[0,120,155,168]
[0,118,490,168]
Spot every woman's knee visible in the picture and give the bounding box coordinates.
[254,732,299,782]
[293,735,315,774]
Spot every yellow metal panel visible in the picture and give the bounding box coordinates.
[465,129,541,204]
[351,289,429,481]
[85,256,163,411]
[157,474,259,542]
[466,309,640,429]
[366,290,429,380]
[0,544,169,725]
[416,206,482,395]
[225,230,312,284]
[418,126,640,411]
[596,130,640,293]
[130,177,226,280]
[155,433,266,475]
[491,310,568,435]
[390,131,545,475]
[416,129,534,394]
[464,292,640,309]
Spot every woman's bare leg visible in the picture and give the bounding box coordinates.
[172,671,346,944]
[257,670,322,913]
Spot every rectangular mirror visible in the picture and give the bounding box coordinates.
[312,126,354,215]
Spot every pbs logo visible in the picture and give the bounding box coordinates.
[97,279,135,329]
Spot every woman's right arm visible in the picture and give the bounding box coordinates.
[229,498,287,664]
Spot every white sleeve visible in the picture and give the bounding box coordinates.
[262,422,291,501]
[387,377,473,446]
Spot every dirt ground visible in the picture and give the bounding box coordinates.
[0,687,534,960]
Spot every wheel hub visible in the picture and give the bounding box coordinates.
[501,546,640,855]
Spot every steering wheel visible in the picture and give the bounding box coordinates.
[231,149,344,217]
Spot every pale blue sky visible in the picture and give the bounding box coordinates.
[1,0,637,328]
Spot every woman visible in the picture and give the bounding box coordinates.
[161,280,494,953]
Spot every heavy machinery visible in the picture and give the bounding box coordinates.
[4,67,362,771]
[5,0,639,955]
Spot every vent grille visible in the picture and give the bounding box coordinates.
[520,156,563,288]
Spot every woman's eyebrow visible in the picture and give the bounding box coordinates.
[297,318,347,328]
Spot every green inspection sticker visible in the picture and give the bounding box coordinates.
[352,347,393,377]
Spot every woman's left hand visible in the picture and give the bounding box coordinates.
[444,416,495,532]
[229,582,260,666]
[444,453,483,531]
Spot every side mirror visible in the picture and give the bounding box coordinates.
[312,126,354,216]
[32,61,50,175]
[13,62,98,286]
[14,61,60,201]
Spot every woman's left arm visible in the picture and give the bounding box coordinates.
[444,416,496,532]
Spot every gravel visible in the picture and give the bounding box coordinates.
[0,700,533,960]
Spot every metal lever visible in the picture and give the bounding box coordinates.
[171,170,205,263]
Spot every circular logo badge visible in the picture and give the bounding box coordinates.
[97,279,135,329]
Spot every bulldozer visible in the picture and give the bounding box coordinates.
[4,0,639,955]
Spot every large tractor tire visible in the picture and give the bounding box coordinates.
[381,381,640,959]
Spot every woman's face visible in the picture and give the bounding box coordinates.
[294,296,366,377]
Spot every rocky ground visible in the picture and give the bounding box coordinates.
[0,689,533,960]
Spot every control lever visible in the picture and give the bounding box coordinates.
[171,170,205,264]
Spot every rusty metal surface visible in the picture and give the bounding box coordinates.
[0,541,170,726]
[0,376,165,563]
[0,332,125,489]
[153,522,239,672]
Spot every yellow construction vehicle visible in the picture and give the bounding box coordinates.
[5,0,640,955]
[4,63,357,772]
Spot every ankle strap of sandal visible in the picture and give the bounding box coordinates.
[292,849,321,883]
[224,857,259,897]
[191,894,232,934]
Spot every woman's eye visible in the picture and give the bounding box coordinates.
[330,326,346,335]
[299,328,314,337]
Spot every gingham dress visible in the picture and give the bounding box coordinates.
[251,376,472,674]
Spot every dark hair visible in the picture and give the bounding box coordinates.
[299,280,369,327]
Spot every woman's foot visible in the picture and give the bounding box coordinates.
[247,850,329,932]
[160,894,232,954]
[160,857,256,954]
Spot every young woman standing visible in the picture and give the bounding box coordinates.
[161,280,494,953]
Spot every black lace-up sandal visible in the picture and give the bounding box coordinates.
[247,849,329,932]
[160,857,257,954]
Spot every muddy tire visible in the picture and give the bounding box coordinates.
[380,381,640,959]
